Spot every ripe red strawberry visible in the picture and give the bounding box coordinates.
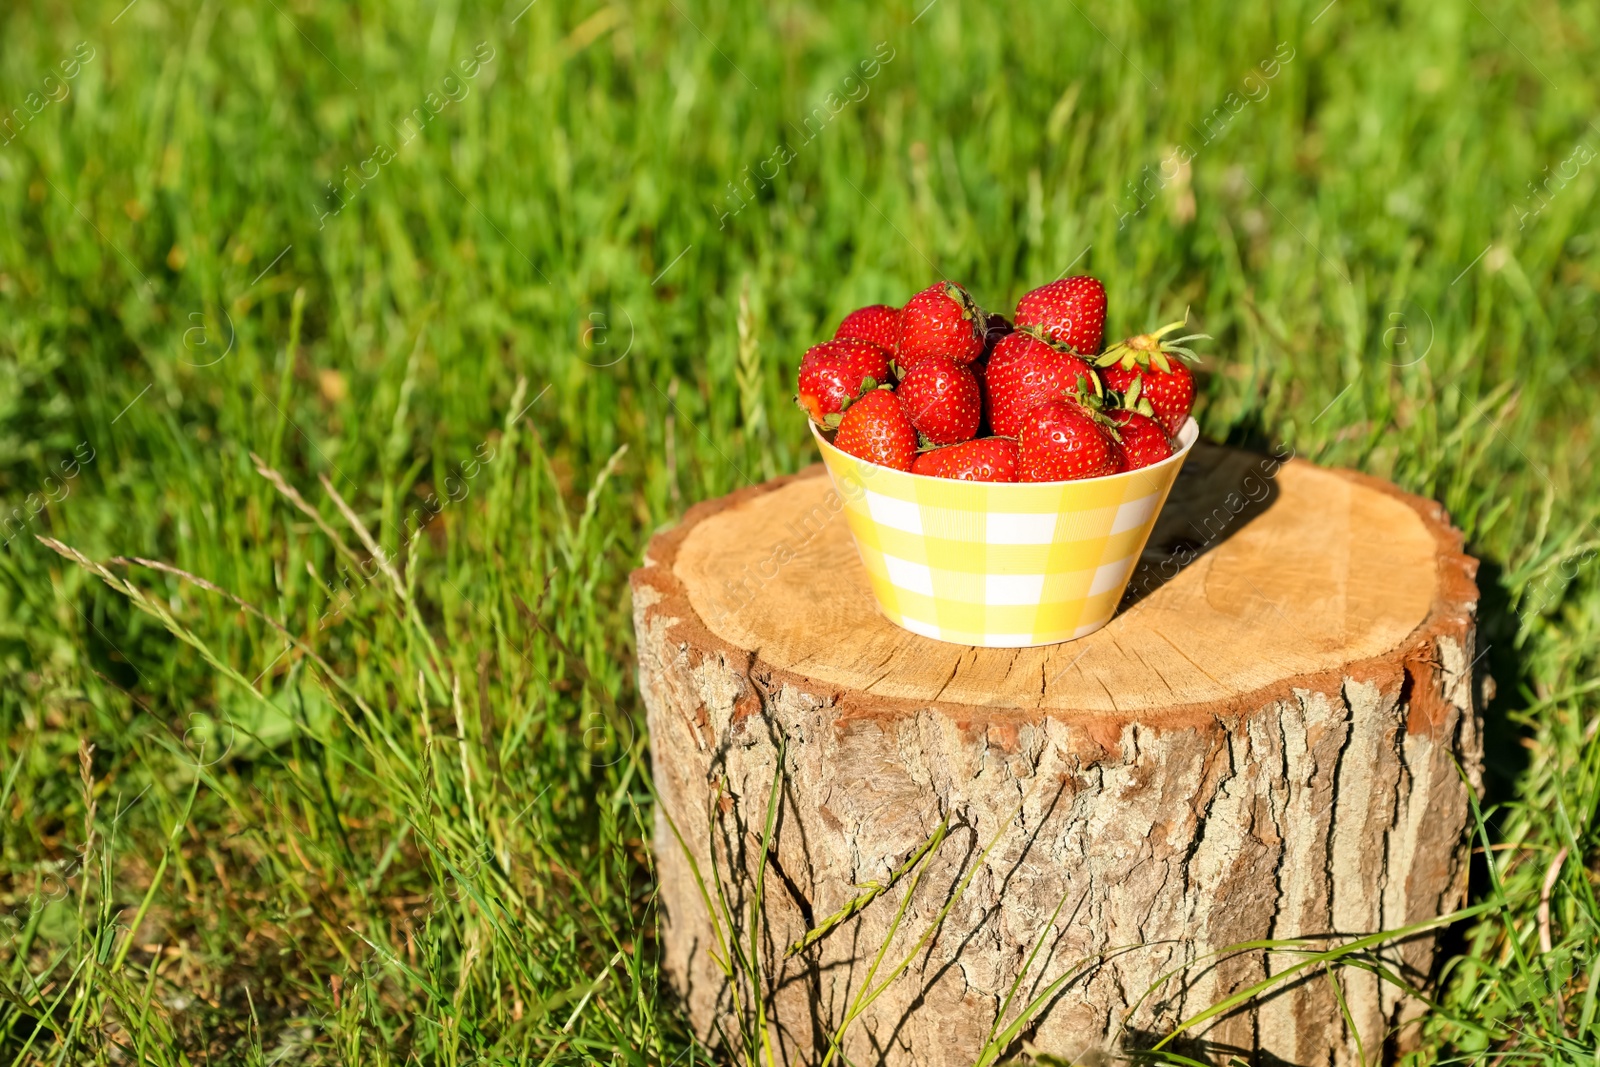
[1101,363,1194,435]
[984,330,1100,438]
[1014,276,1107,355]
[895,356,980,445]
[833,389,918,471]
[912,438,1020,482]
[1018,398,1119,482]
[796,340,890,427]
[897,282,986,369]
[835,305,900,349]
[1107,410,1174,471]
[1096,316,1207,434]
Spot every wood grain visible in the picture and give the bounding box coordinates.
[634,442,1482,1065]
[673,444,1439,716]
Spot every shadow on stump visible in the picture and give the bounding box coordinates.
[1119,441,1290,611]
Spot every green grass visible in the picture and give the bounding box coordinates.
[1,0,1598,1061]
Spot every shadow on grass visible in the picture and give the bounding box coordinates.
[1464,557,1533,805]
[1427,552,1532,996]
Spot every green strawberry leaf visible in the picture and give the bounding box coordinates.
[1018,323,1083,356]
[1068,378,1118,429]
[1123,375,1143,407]
[942,281,988,335]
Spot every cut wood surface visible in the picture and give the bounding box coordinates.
[633,442,1483,1066]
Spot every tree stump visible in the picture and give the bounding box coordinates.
[632,442,1482,1067]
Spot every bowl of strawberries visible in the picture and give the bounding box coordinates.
[797,277,1205,647]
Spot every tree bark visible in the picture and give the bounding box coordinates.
[633,443,1482,1066]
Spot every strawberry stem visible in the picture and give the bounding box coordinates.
[1094,309,1212,370]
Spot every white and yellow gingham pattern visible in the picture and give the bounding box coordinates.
[813,421,1198,647]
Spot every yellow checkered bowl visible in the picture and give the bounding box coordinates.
[811,418,1198,647]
